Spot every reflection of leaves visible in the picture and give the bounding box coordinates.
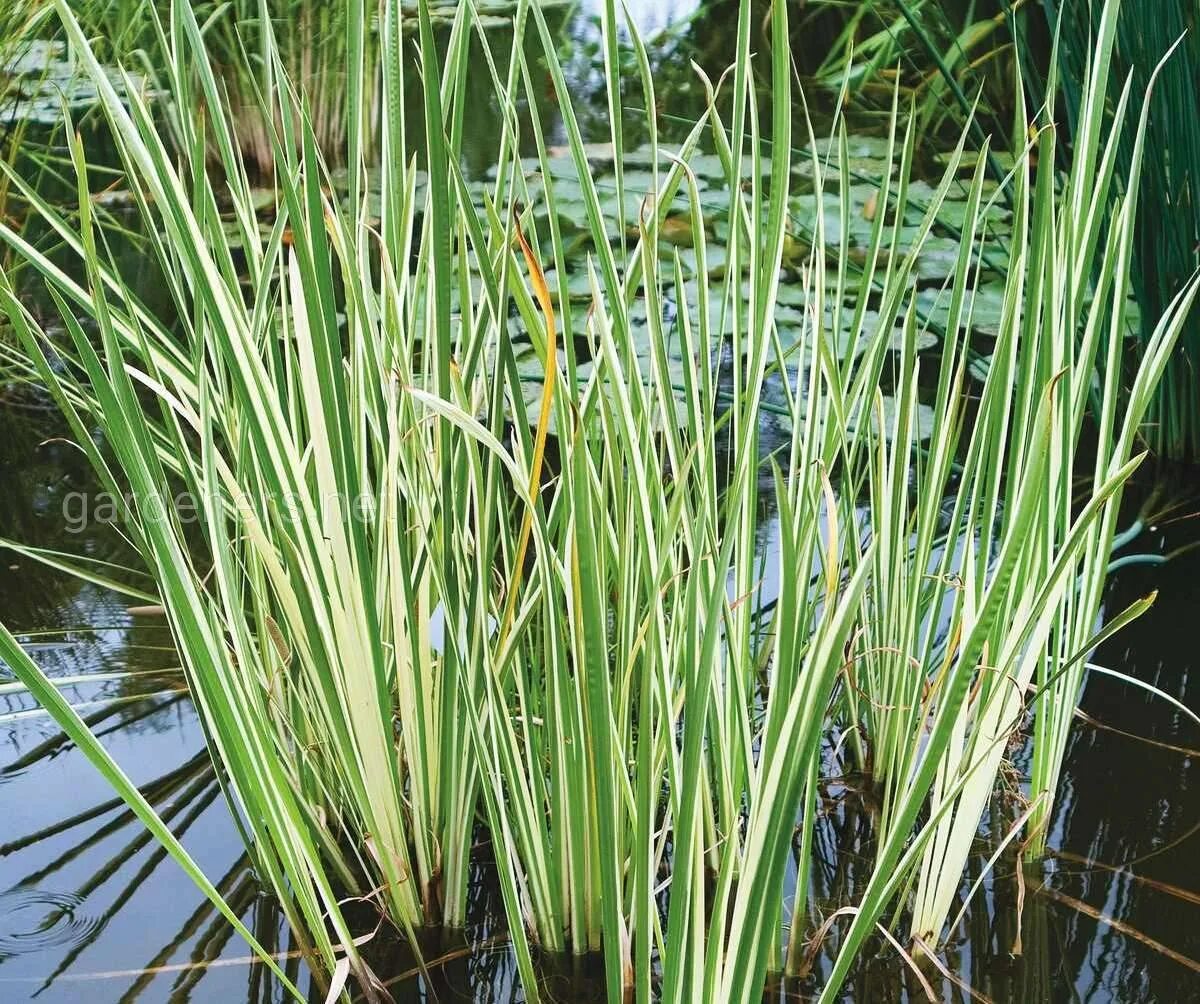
[0,717,248,1003]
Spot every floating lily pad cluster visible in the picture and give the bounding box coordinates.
[291,140,1000,439]
[224,134,1137,442]
[491,139,1012,440]
[0,40,145,127]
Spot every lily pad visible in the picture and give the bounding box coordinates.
[916,284,1008,337]
[1,40,147,126]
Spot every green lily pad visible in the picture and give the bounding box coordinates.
[542,268,596,301]
[968,354,993,383]
[916,283,1008,337]
[914,237,967,282]
[1,40,145,126]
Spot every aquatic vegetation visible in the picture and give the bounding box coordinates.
[810,0,1200,464]
[800,0,1019,150]
[0,4,47,298]
[1,39,145,127]
[0,0,1195,1002]
[6,0,572,175]
[1046,0,1200,460]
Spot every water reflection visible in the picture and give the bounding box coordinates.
[0,701,292,1002]
[1043,473,1200,1003]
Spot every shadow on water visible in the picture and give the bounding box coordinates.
[1,1,1199,1002]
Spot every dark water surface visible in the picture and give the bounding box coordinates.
[2,1,1199,1001]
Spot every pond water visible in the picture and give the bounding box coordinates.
[1,2,1199,1002]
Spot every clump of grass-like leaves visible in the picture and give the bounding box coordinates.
[0,0,1194,1001]
[1047,0,1200,460]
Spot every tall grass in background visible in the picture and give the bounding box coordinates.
[10,0,381,173]
[801,0,1019,146]
[1045,0,1200,461]
[808,0,1200,463]
[0,0,1195,1001]
[0,0,53,287]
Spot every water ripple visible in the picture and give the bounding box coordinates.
[0,889,103,961]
